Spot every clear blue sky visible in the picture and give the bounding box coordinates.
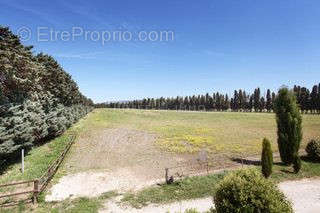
[2,0,320,103]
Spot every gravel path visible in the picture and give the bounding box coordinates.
[100,197,214,213]
[279,178,320,213]
[46,171,320,212]
[100,178,320,213]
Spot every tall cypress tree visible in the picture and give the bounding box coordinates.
[238,89,243,111]
[260,97,266,112]
[266,89,272,112]
[233,90,239,111]
[249,95,254,112]
[216,92,221,111]
[271,92,276,111]
[274,88,303,165]
[254,88,261,112]
[318,83,320,113]
[224,94,230,111]
[230,98,234,111]
[300,87,310,113]
[261,138,273,178]
[311,85,318,114]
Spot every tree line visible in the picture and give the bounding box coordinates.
[98,84,320,113]
[0,26,93,167]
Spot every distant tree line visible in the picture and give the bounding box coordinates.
[97,84,320,113]
[0,26,93,166]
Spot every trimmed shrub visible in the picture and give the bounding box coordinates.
[293,155,301,173]
[214,169,293,213]
[274,88,302,165]
[305,139,320,160]
[261,138,273,178]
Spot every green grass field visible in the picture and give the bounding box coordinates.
[75,109,320,155]
[1,108,320,212]
[2,108,319,188]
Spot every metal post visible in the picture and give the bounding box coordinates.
[21,149,24,174]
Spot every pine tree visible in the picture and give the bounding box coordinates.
[261,138,273,178]
[274,88,303,165]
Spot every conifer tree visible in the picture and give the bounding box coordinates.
[254,88,261,112]
[224,94,230,111]
[271,92,276,112]
[249,95,254,112]
[300,87,310,113]
[260,97,265,112]
[261,138,273,178]
[293,155,301,174]
[266,89,272,112]
[318,83,320,113]
[311,85,318,114]
[0,26,93,163]
[238,90,243,111]
[274,88,302,165]
[233,90,239,111]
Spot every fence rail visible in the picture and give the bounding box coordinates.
[0,133,76,208]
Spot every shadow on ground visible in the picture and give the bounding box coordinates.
[230,157,285,166]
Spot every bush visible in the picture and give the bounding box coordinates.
[261,138,273,178]
[305,139,320,160]
[184,208,200,213]
[293,155,301,173]
[274,88,302,165]
[214,169,293,213]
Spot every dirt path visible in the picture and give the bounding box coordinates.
[46,128,187,201]
[46,170,162,202]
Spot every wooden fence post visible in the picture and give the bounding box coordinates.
[33,179,39,204]
[165,168,169,184]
